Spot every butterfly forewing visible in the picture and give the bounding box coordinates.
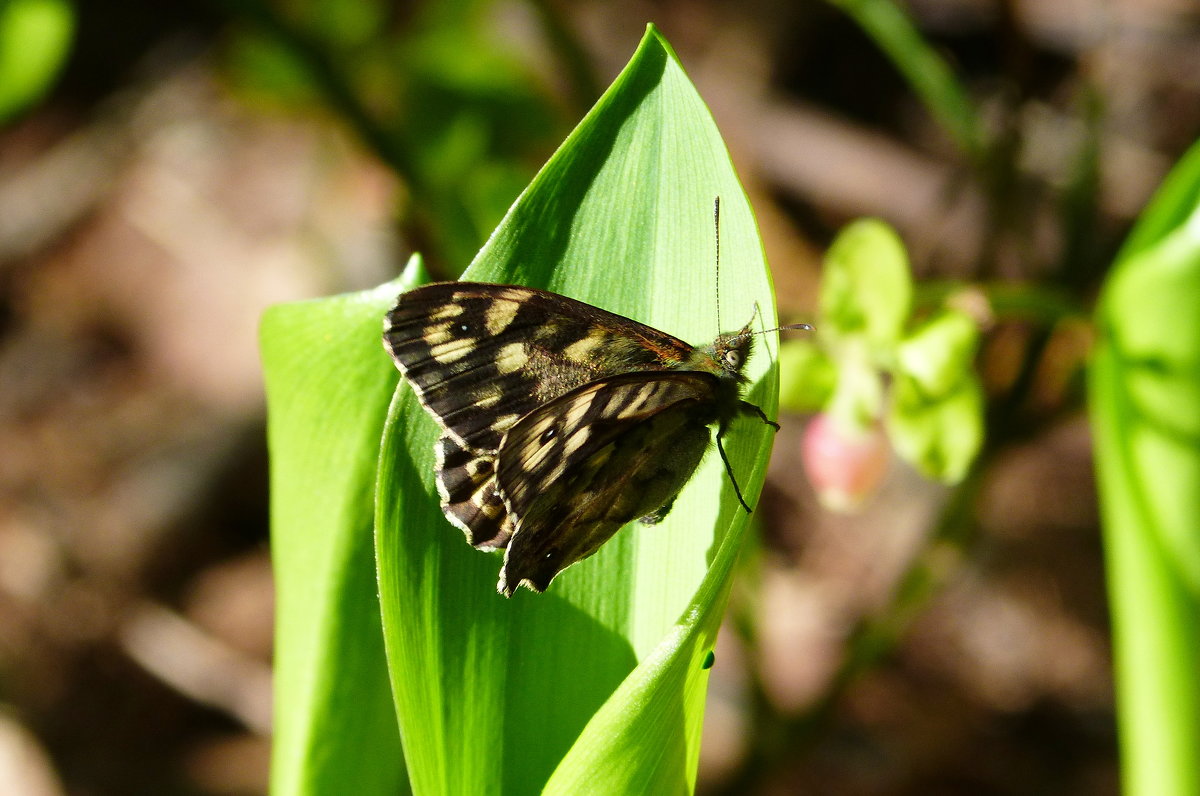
[434,435,512,549]
[495,372,720,595]
[384,283,696,452]
[383,283,699,551]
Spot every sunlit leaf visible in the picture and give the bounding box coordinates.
[375,26,780,794]
[261,257,428,796]
[1091,137,1200,796]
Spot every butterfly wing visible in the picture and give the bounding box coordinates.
[432,435,512,550]
[494,371,722,595]
[383,282,696,549]
[384,282,696,453]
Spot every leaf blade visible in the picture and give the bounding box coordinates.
[1090,138,1200,796]
[375,26,779,794]
[262,258,427,796]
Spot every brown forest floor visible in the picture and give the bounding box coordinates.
[3,1,1198,793]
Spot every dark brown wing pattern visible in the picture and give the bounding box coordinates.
[494,371,722,595]
[383,282,697,550]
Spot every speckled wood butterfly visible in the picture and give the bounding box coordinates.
[382,204,808,596]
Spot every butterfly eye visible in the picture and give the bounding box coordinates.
[724,350,740,369]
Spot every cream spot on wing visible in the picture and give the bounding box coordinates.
[527,441,557,473]
[472,384,504,410]
[563,331,606,362]
[429,303,465,321]
[485,298,522,335]
[490,413,521,433]
[495,342,530,374]
[565,389,599,428]
[423,321,454,346]
[475,392,502,410]
[465,458,491,478]
[563,426,591,458]
[431,337,474,363]
[618,381,660,418]
[534,317,564,342]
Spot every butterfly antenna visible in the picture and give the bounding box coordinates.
[757,321,815,336]
[735,318,814,344]
[711,197,814,340]
[713,196,722,333]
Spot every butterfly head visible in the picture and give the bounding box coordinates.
[696,312,815,382]
[698,322,756,383]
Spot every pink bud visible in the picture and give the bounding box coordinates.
[801,413,889,512]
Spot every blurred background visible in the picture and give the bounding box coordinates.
[2,0,1198,793]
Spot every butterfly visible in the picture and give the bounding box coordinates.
[382,278,807,596]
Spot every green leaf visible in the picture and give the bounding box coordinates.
[820,218,912,347]
[261,256,428,796]
[1090,137,1200,796]
[886,369,982,484]
[0,0,74,122]
[375,26,779,795]
[895,309,979,396]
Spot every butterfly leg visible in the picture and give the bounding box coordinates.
[738,400,780,431]
[718,402,781,514]
[716,426,753,513]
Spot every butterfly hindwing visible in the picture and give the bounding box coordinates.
[494,371,721,595]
